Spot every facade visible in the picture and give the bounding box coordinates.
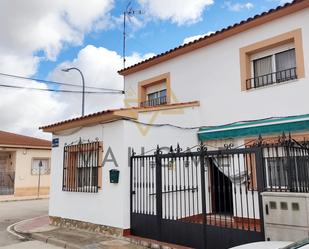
[41,0,309,248]
[0,130,51,197]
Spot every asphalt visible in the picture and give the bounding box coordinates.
[0,198,49,247]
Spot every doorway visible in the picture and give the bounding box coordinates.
[0,152,15,195]
[210,159,233,215]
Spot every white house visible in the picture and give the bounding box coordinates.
[41,1,309,248]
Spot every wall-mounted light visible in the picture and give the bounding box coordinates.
[23,149,27,155]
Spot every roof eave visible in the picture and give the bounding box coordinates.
[41,110,138,133]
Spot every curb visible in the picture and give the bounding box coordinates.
[10,216,81,249]
[30,232,82,249]
[0,196,49,203]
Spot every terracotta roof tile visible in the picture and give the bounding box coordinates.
[0,130,51,148]
[40,101,199,130]
[118,0,307,76]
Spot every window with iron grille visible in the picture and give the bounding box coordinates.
[141,89,167,107]
[62,141,102,193]
[247,48,297,89]
[265,156,309,191]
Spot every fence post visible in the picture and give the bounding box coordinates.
[130,148,135,232]
[155,145,162,241]
[255,146,265,236]
[199,142,207,249]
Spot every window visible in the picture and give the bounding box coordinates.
[145,89,167,107]
[138,73,171,107]
[250,48,296,88]
[63,141,102,193]
[31,158,50,175]
[240,29,305,91]
[266,157,288,189]
[265,156,309,190]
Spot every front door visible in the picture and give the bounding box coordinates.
[210,159,233,215]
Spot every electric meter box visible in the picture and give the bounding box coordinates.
[262,192,309,242]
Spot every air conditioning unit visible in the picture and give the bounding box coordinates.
[262,192,309,242]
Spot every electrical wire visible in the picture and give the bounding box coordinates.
[0,72,123,92]
[126,113,309,130]
[0,83,124,94]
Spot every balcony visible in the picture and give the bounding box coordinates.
[140,96,167,107]
[246,67,297,90]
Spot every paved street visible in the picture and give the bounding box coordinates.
[0,199,49,247]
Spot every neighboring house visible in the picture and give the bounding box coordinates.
[0,130,51,197]
[41,1,309,248]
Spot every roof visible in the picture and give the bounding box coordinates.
[0,130,51,148]
[40,101,200,133]
[118,0,309,76]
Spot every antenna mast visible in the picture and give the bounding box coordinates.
[122,2,142,69]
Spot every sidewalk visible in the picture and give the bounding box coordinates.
[12,216,190,249]
[13,216,143,249]
[0,195,49,202]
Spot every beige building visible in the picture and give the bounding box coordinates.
[0,130,51,197]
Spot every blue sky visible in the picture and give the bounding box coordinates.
[35,0,289,79]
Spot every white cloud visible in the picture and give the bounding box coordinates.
[0,0,114,74]
[138,0,214,25]
[0,76,64,139]
[182,31,215,45]
[48,45,155,123]
[223,1,254,12]
[278,0,293,4]
[0,45,153,139]
[0,0,154,139]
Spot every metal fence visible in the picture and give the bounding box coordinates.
[130,145,265,249]
[62,141,102,193]
[0,171,15,195]
[256,136,309,193]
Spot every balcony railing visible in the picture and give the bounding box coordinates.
[246,67,297,90]
[140,96,167,107]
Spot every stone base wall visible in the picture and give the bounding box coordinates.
[49,216,125,237]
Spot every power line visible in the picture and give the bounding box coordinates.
[0,72,123,93]
[0,83,124,94]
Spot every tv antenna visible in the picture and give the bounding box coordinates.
[122,1,142,69]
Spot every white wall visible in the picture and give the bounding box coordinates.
[49,105,200,229]
[124,9,309,127]
[49,121,128,228]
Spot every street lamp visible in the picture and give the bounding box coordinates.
[62,67,85,116]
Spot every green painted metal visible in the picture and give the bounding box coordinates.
[198,118,309,141]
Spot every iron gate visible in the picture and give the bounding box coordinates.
[0,171,15,195]
[130,144,265,249]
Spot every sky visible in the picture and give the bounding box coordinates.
[0,0,292,139]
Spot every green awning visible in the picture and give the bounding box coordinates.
[198,114,309,141]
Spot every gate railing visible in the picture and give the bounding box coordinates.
[130,144,265,234]
[251,134,309,193]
